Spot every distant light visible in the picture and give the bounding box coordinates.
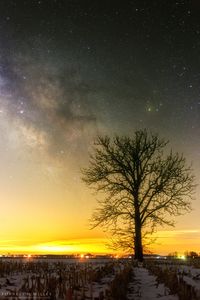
[180,255,186,260]
[23,254,32,259]
[80,254,84,259]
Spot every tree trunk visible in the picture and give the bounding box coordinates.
[134,205,143,262]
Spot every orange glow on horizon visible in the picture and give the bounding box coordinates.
[148,229,200,255]
[0,238,117,255]
[0,230,199,256]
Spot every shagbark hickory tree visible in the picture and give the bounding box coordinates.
[82,130,195,262]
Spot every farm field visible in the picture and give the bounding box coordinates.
[0,257,128,299]
[0,257,200,299]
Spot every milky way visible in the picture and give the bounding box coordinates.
[0,1,199,185]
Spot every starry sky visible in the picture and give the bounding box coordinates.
[0,0,200,255]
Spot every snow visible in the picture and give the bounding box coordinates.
[127,267,178,300]
[2,258,200,299]
[172,264,200,296]
[0,258,122,299]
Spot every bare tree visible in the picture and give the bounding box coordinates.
[82,130,195,262]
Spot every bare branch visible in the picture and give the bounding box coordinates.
[81,130,196,259]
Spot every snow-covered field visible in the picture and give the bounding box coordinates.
[0,257,126,299]
[127,267,178,300]
[0,258,200,299]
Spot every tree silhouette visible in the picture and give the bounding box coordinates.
[82,130,195,262]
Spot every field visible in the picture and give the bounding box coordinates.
[0,257,200,299]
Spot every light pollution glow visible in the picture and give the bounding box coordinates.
[0,230,200,255]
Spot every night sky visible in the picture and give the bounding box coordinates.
[0,0,200,254]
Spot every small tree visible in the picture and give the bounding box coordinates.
[185,251,198,258]
[82,130,195,262]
